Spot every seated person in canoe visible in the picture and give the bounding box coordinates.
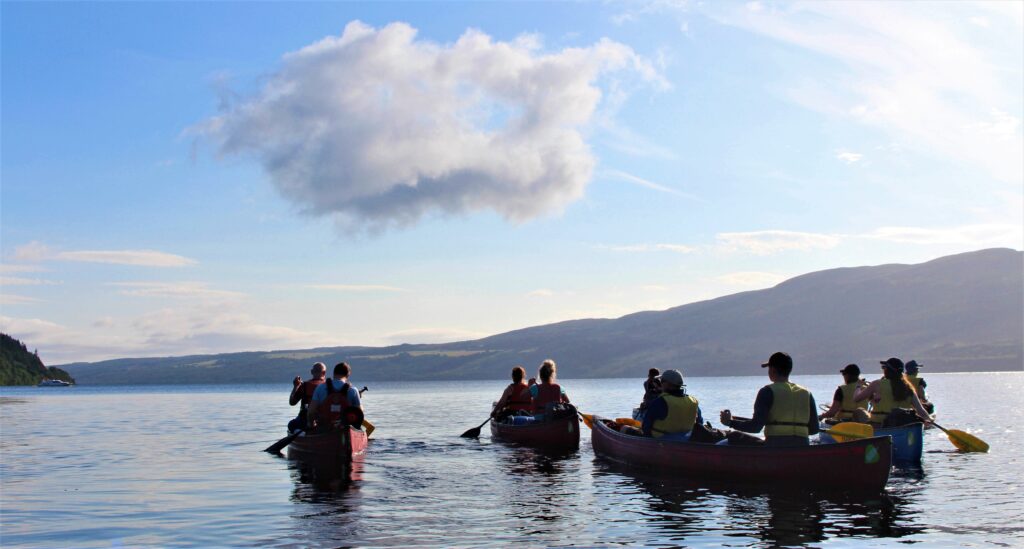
[818,364,869,423]
[855,358,932,427]
[530,359,571,419]
[491,366,533,420]
[719,352,819,447]
[288,362,327,433]
[904,360,935,414]
[641,369,702,441]
[307,362,363,433]
[634,368,662,421]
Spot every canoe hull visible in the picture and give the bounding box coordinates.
[490,414,580,449]
[821,422,924,463]
[591,419,891,492]
[288,426,368,462]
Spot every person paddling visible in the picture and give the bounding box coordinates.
[720,352,819,447]
[818,364,869,423]
[641,369,702,441]
[530,359,570,419]
[904,360,935,414]
[491,366,533,419]
[287,362,327,433]
[307,362,363,433]
[635,368,662,421]
[855,358,931,427]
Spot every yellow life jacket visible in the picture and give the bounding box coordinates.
[766,382,810,437]
[838,382,869,419]
[651,393,699,438]
[869,378,914,424]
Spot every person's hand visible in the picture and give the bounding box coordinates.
[293,376,302,388]
[720,409,732,426]
[858,379,868,388]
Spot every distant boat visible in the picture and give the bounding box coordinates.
[38,379,73,387]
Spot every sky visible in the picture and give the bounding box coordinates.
[1,1,1022,364]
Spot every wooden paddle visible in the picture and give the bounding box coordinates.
[615,417,641,428]
[930,421,989,453]
[265,385,369,453]
[823,422,874,442]
[460,418,491,438]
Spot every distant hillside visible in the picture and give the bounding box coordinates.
[1,333,76,386]
[63,248,1023,385]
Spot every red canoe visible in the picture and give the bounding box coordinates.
[591,418,891,492]
[490,413,581,449]
[287,425,369,462]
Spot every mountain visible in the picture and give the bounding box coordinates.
[1,333,76,386]
[62,248,1023,385]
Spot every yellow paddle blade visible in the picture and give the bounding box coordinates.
[946,428,989,453]
[362,419,375,438]
[826,422,873,443]
[615,418,641,428]
[579,413,595,429]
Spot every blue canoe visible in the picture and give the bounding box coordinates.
[820,422,924,464]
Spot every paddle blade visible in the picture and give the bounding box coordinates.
[579,413,595,429]
[362,419,376,438]
[264,432,300,454]
[615,417,641,428]
[826,422,873,443]
[946,429,989,453]
[460,426,482,438]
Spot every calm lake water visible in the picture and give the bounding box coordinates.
[1,372,1022,548]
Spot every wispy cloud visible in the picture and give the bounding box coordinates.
[604,169,701,200]
[0,276,60,286]
[600,243,697,254]
[308,284,409,293]
[0,295,41,305]
[0,264,47,274]
[13,241,196,268]
[109,282,245,300]
[835,150,863,164]
[716,230,843,255]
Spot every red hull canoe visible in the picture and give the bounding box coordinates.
[591,419,891,492]
[287,426,369,462]
[490,414,581,449]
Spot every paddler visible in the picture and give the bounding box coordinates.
[635,368,662,421]
[307,362,363,433]
[719,352,819,447]
[855,357,931,427]
[641,369,702,441]
[287,362,327,433]
[818,364,869,422]
[904,360,935,414]
[530,359,570,419]
[491,366,533,419]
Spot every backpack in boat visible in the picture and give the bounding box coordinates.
[546,403,576,420]
[883,407,921,428]
[689,421,727,444]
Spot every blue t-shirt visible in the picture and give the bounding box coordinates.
[311,379,361,407]
[529,384,566,398]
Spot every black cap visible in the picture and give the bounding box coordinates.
[880,357,904,374]
[905,360,922,373]
[840,364,860,376]
[761,352,793,373]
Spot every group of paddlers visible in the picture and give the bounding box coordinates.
[287,361,364,434]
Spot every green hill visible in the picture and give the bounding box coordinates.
[1,333,76,386]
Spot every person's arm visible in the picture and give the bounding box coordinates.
[491,386,512,417]
[306,384,326,428]
[854,380,878,403]
[908,391,932,421]
[289,377,303,406]
[807,394,819,435]
[819,387,843,419]
[347,385,362,409]
[560,387,570,404]
[642,398,668,436]
[694,405,704,428]
[729,387,773,433]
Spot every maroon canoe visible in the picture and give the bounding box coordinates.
[591,418,891,492]
[490,413,581,449]
[287,425,369,462]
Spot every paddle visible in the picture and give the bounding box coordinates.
[265,385,369,453]
[615,417,641,428]
[578,412,596,429]
[823,422,874,442]
[929,421,989,453]
[460,418,490,438]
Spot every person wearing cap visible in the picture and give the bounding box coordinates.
[719,352,819,447]
[855,358,931,426]
[287,362,327,433]
[904,360,934,413]
[641,369,702,441]
[818,364,869,422]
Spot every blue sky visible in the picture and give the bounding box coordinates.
[2,1,1021,364]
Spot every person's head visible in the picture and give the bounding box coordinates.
[539,359,557,383]
[658,369,684,391]
[880,357,904,378]
[880,357,913,400]
[333,362,351,379]
[311,362,327,379]
[511,366,525,383]
[840,364,860,384]
[648,368,660,379]
[905,360,922,375]
[761,352,793,381]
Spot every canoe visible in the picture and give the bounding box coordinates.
[490,411,580,449]
[287,425,369,462]
[591,418,892,492]
[820,422,924,463]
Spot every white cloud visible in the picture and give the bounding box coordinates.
[308,284,408,293]
[109,282,246,300]
[835,150,863,164]
[717,271,788,287]
[198,21,664,232]
[0,295,41,305]
[0,276,60,286]
[12,241,196,267]
[716,230,843,255]
[601,243,697,254]
[603,169,701,200]
[0,264,46,274]
[703,1,1024,182]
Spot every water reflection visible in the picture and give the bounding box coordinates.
[287,454,363,502]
